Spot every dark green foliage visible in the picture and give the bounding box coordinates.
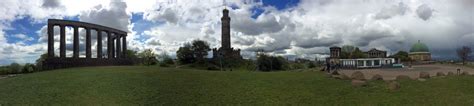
[138,49,158,66]
[352,47,368,58]
[35,53,48,71]
[125,50,139,59]
[191,40,210,64]
[22,63,35,73]
[158,52,174,67]
[177,43,195,64]
[9,63,21,74]
[177,40,211,65]
[256,54,288,71]
[308,62,316,68]
[390,51,410,62]
[340,47,367,59]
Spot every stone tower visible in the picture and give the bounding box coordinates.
[221,8,231,49]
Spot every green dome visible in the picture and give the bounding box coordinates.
[410,41,430,53]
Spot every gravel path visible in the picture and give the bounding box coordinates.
[339,64,474,80]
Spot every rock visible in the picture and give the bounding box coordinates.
[332,74,350,80]
[351,80,367,87]
[418,78,426,82]
[419,72,430,79]
[461,71,470,75]
[351,71,365,80]
[436,72,445,76]
[371,74,384,81]
[331,70,340,75]
[447,72,454,76]
[387,81,401,91]
[396,75,412,80]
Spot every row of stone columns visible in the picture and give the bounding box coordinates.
[47,24,127,59]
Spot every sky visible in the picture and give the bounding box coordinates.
[0,0,473,65]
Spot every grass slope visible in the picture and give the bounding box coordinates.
[0,66,473,105]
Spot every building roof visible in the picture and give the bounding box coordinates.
[410,40,430,53]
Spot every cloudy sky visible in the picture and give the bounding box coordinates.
[0,0,472,65]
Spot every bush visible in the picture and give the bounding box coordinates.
[308,62,316,68]
[138,49,158,66]
[257,54,288,71]
[22,63,35,73]
[9,63,22,74]
[158,52,174,67]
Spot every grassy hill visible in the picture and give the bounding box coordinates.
[0,66,473,105]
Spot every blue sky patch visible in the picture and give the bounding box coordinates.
[5,16,44,45]
[261,0,300,10]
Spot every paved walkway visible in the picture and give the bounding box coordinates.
[339,64,474,80]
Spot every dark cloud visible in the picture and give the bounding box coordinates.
[42,0,61,8]
[293,37,341,48]
[79,1,130,32]
[416,4,433,21]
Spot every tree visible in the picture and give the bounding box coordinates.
[352,47,367,58]
[35,53,48,71]
[390,51,410,62]
[125,50,138,59]
[256,54,288,71]
[177,43,195,64]
[457,46,472,65]
[191,40,210,64]
[9,63,21,74]
[158,51,174,67]
[22,63,35,73]
[138,49,158,66]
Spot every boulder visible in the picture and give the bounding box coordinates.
[351,80,367,87]
[331,70,340,75]
[387,81,401,91]
[447,72,454,76]
[396,75,412,80]
[351,71,365,80]
[419,72,430,79]
[436,72,445,76]
[418,78,426,82]
[333,74,350,80]
[371,74,384,81]
[461,71,470,75]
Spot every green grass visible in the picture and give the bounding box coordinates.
[0,66,473,105]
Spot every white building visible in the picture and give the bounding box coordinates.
[339,58,395,68]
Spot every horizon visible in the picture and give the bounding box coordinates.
[0,0,473,65]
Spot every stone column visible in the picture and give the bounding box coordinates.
[97,29,102,58]
[60,25,66,58]
[86,28,91,58]
[73,26,79,58]
[107,31,112,59]
[122,34,127,57]
[116,35,121,58]
[111,35,116,58]
[47,24,54,57]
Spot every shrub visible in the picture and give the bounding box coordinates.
[22,63,36,73]
[307,62,316,68]
[138,49,158,66]
[9,63,22,74]
[256,54,288,71]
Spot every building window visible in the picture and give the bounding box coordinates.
[366,60,372,66]
[357,60,364,66]
[374,60,380,66]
